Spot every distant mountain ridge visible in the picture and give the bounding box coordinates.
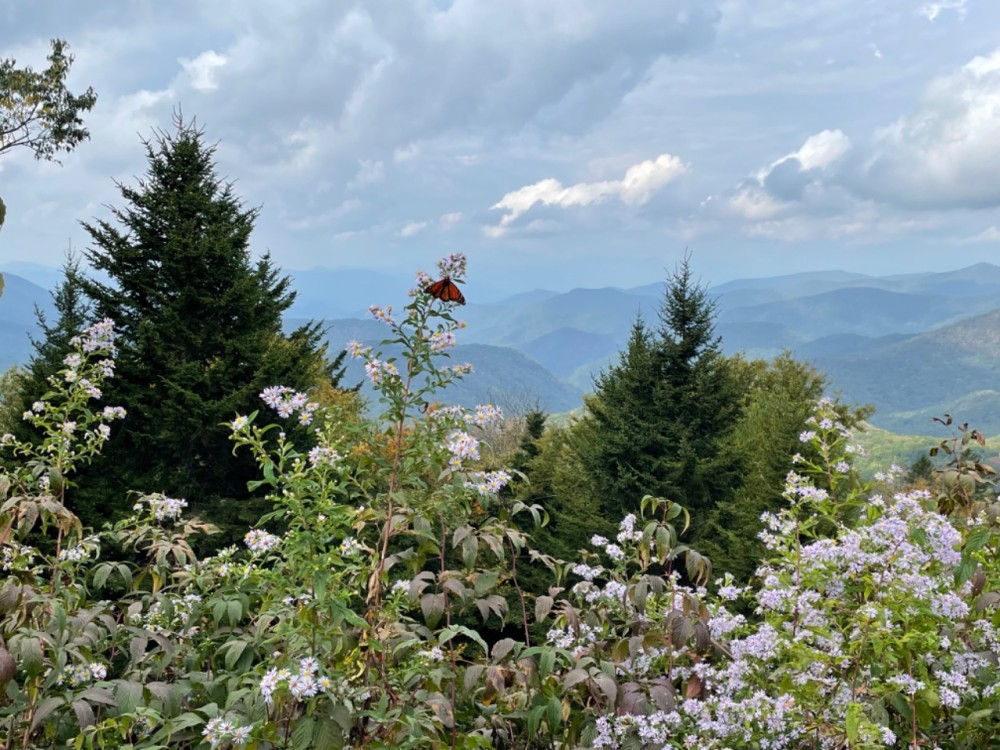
[5,262,1000,432]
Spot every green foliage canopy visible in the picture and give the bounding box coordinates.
[76,115,336,533]
[0,39,97,163]
[577,257,743,531]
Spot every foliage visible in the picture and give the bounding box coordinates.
[0,39,97,162]
[698,354,868,581]
[75,114,342,535]
[578,257,742,532]
[0,38,97,233]
[2,260,999,749]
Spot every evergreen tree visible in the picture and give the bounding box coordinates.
[77,115,335,533]
[579,257,742,530]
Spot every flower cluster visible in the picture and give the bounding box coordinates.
[446,430,480,469]
[57,535,100,563]
[244,529,281,554]
[429,330,456,351]
[464,470,512,497]
[133,494,188,522]
[368,305,395,324]
[56,662,108,687]
[437,252,467,280]
[71,317,117,354]
[346,339,372,358]
[259,386,318,426]
[259,657,347,706]
[338,536,363,557]
[130,593,203,637]
[202,717,252,748]
[364,358,399,385]
[464,403,504,427]
[307,445,342,467]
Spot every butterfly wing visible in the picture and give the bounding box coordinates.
[426,277,466,305]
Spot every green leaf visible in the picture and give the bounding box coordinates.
[292,716,316,750]
[312,716,343,750]
[92,563,113,590]
[955,555,977,586]
[964,527,991,553]
[439,624,489,656]
[114,680,143,714]
[845,702,862,741]
[421,592,445,629]
[222,640,247,671]
[227,599,242,627]
[547,695,562,730]
[539,649,555,680]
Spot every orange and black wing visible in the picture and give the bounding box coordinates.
[425,277,466,305]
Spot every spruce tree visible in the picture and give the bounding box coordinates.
[579,257,742,531]
[78,115,333,533]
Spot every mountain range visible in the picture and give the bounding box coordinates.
[3,260,1000,434]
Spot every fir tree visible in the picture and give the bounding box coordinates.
[77,115,336,534]
[579,256,743,531]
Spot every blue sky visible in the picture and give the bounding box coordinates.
[2,0,1000,293]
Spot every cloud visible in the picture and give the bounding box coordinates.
[723,130,851,221]
[852,48,1000,209]
[399,220,429,237]
[919,0,967,22]
[348,159,384,189]
[487,153,687,235]
[180,50,227,92]
[440,212,463,228]
[960,225,1000,243]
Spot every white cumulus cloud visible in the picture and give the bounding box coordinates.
[180,50,227,92]
[487,153,687,235]
[855,48,1000,209]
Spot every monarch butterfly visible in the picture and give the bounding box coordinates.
[425,276,466,305]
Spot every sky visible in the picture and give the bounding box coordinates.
[3,0,1000,295]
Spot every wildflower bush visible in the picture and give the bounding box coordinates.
[1,256,999,749]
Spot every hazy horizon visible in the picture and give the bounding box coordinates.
[4,1,1000,291]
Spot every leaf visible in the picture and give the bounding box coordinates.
[312,717,343,750]
[72,699,95,728]
[955,555,977,586]
[593,673,618,705]
[546,695,562,730]
[129,636,148,664]
[492,638,516,662]
[845,702,862,742]
[222,639,247,671]
[421,592,446,628]
[464,664,486,691]
[462,534,479,569]
[227,599,243,627]
[439,624,489,656]
[114,679,143,714]
[32,697,65,728]
[79,687,115,706]
[539,649,555,679]
[964,527,991,553]
[92,563,113,590]
[535,595,554,621]
[474,570,499,596]
[291,716,316,750]
[18,635,43,676]
[975,591,1000,611]
[562,668,589,689]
